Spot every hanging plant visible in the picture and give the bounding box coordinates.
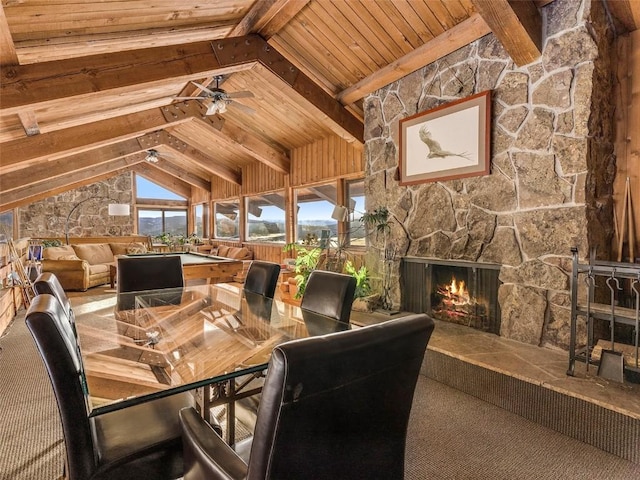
[361,206,391,237]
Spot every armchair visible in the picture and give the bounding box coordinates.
[179,313,435,480]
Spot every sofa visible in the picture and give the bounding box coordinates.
[211,244,253,261]
[42,242,254,291]
[42,242,148,291]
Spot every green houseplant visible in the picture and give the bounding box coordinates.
[283,243,322,299]
[361,206,395,311]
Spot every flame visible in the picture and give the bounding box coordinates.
[441,276,471,305]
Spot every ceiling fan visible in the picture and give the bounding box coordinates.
[175,75,256,115]
[144,149,176,163]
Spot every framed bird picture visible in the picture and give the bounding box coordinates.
[399,90,491,185]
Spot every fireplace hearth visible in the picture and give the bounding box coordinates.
[401,258,502,335]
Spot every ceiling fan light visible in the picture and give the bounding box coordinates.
[217,99,227,114]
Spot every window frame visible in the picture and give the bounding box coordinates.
[245,190,287,244]
[213,199,241,241]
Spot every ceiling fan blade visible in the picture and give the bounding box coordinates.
[228,101,256,115]
[174,96,206,100]
[190,80,217,96]
[227,91,254,99]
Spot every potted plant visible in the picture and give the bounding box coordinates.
[345,260,380,312]
[361,206,396,311]
[283,242,322,299]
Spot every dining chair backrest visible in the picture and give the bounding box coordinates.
[25,294,95,480]
[26,294,193,480]
[33,272,74,323]
[179,313,435,480]
[117,255,184,311]
[300,270,356,335]
[117,255,184,292]
[243,261,281,299]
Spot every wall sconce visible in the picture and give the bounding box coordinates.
[108,203,130,216]
[331,205,348,222]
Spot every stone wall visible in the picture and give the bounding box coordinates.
[364,0,616,349]
[19,174,134,239]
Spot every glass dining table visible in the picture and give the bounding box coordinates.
[72,283,350,441]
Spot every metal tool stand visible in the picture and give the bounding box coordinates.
[568,248,640,379]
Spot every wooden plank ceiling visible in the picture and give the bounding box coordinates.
[1,0,638,211]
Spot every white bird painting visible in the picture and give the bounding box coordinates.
[418,124,470,161]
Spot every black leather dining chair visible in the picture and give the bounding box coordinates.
[116,255,184,311]
[25,293,195,480]
[179,313,435,480]
[33,271,74,322]
[300,269,357,335]
[243,260,281,299]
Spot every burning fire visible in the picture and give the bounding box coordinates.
[438,277,471,306]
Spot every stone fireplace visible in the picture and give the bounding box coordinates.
[364,0,616,350]
[402,258,501,335]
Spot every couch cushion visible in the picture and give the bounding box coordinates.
[109,242,148,256]
[226,247,253,260]
[217,245,230,257]
[72,243,114,265]
[89,264,110,275]
[43,245,76,260]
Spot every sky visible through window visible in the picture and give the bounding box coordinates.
[136,175,365,221]
[136,176,184,200]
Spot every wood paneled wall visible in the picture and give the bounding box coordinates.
[0,239,28,335]
[613,30,639,262]
[290,135,364,187]
[242,162,287,196]
[211,176,241,201]
[191,186,210,204]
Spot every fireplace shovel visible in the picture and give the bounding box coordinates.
[598,274,625,383]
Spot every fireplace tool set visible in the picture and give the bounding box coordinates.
[568,248,640,383]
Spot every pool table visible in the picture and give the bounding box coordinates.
[120,252,243,284]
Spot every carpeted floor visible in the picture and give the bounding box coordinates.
[2,310,639,480]
[0,317,63,480]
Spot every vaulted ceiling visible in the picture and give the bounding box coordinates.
[1,0,638,211]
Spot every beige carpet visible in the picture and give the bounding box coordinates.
[2,309,640,480]
[0,317,63,480]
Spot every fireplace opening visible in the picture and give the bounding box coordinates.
[401,258,502,335]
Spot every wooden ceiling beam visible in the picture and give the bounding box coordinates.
[0,5,18,66]
[606,0,640,33]
[137,129,241,185]
[17,109,40,136]
[0,138,143,194]
[0,108,178,173]
[163,102,289,175]
[150,156,211,192]
[1,35,361,144]
[337,14,492,105]
[230,0,310,39]
[0,155,143,211]
[471,0,542,66]
[212,34,363,143]
[1,100,248,176]
[0,41,255,114]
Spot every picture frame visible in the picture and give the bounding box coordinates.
[399,90,491,185]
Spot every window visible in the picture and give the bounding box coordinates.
[246,191,286,243]
[214,201,240,240]
[194,204,206,237]
[0,210,14,240]
[295,184,337,245]
[138,209,187,237]
[136,175,184,200]
[346,179,365,247]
